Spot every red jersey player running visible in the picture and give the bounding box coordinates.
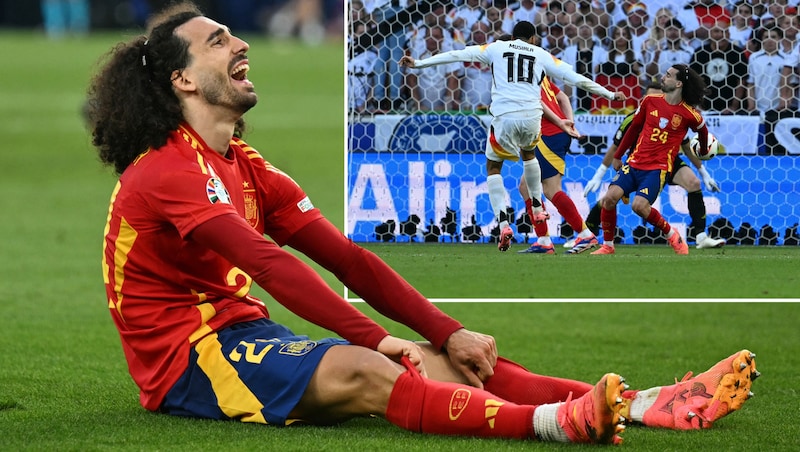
[592,64,709,255]
[85,2,757,445]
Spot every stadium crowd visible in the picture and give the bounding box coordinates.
[347,0,800,118]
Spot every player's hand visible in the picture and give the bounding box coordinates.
[699,166,720,192]
[612,158,623,171]
[583,164,608,197]
[377,335,427,377]
[559,119,581,138]
[612,91,626,102]
[399,55,416,68]
[443,328,497,389]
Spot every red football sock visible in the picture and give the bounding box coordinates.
[386,359,534,439]
[645,207,671,234]
[484,357,593,405]
[550,191,584,233]
[600,207,617,243]
[528,200,548,237]
[525,198,533,220]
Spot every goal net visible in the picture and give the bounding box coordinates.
[346,0,800,246]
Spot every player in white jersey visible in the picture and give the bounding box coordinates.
[400,21,625,251]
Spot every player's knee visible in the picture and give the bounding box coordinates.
[632,203,649,217]
[346,349,404,395]
[684,177,701,192]
[294,348,401,423]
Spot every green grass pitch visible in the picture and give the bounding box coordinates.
[0,31,798,451]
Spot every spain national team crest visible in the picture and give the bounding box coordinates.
[279,340,317,356]
[671,114,682,129]
[244,192,259,228]
[448,388,471,420]
[206,178,231,204]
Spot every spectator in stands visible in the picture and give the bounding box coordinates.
[405,24,462,111]
[750,0,769,22]
[764,0,793,24]
[690,19,748,114]
[460,20,494,111]
[561,15,606,113]
[624,3,650,62]
[447,0,485,44]
[542,22,570,58]
[594,21,642,114]
[781,46,800,110]
[367,0,411,112]
[747,25,791,117]
[534,1,565,36]
[645,18,694,83]
[684,0,731,48]
[509,0,541,25]
[484,5,514,42]
[642,6,675,57]
[779,11,800,108]
[349,0,369,25]
[348,20,379,113]
[777,13,800,55]
[606,0,634,28]
[728,1,755,52]
[408,3,460,59]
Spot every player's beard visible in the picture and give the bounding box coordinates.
[197,70,258,115]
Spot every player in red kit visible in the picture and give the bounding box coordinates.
[517,75,600,255]
[592,64,709,255]
[85,2,757,444]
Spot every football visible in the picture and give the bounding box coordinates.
[689,133,719,160]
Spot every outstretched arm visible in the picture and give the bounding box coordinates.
[544,57,626,103]
[400,46,484,69]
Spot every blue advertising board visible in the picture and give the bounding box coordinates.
[347,115,800,244]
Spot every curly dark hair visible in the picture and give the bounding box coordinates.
[672,64,708,108]
[86,1,245,174]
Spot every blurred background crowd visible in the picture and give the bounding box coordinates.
[0,0,344,44]
[347,0,800,119]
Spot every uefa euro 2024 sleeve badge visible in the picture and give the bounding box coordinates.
[206,177,231,204]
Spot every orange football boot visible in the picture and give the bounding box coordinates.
[558,373,628,444]
[634,350,759,429]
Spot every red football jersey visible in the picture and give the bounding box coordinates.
[540,76,567,137]
[102,125,276,409]
[620,94,704,172]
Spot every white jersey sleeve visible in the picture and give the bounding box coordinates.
[412,45,490,68]
[540,54,616,101]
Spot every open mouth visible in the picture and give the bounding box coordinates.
[231,62,250,82]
